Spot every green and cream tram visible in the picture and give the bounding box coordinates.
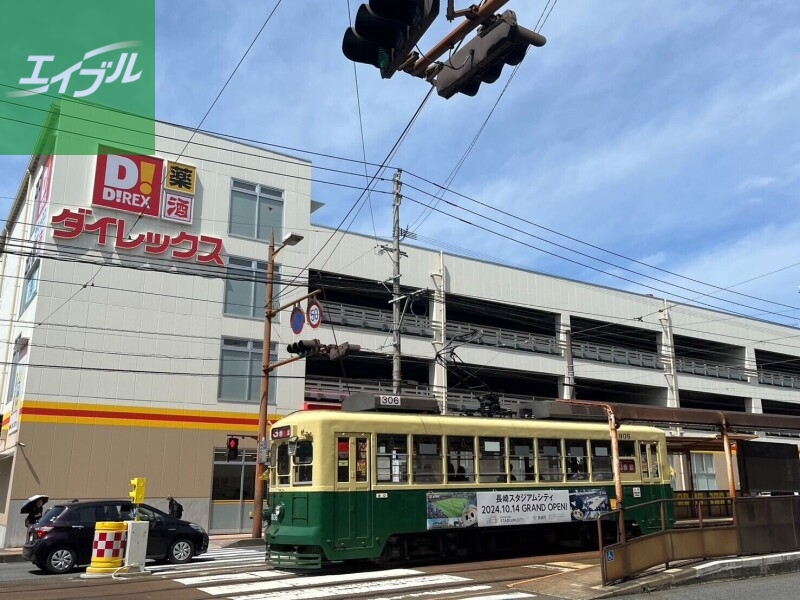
[266,409,673,568]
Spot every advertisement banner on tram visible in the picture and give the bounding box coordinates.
[426,488,610,530]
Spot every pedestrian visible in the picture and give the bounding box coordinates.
[167,495,183,519]
[24,497,45,528]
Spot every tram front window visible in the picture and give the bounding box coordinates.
[276,443,290,485]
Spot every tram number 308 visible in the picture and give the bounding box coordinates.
[379,395,402,406]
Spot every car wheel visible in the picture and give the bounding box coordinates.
[45,547,76,573]
[167,539,194,564]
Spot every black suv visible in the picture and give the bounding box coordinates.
[22,500,209,573]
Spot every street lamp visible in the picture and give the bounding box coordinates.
[252,230,303,538]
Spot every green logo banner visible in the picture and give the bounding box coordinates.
[0,0,155,155]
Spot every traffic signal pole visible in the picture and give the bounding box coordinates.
[252,231,319,539]
[411,0,511,77]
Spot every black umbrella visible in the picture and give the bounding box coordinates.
[20,494,48,514]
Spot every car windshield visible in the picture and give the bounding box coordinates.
[39,506,65,524]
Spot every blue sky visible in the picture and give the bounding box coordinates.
[2,0,800,324]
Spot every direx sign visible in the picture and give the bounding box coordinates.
[92,154,163,217]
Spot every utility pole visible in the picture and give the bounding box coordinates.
[659,300,680,409]
[392,169,402,394]
[431,252,447,413]
[564,328,576,399]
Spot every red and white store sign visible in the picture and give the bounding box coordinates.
[93,154,164,218]
[51,208,224,266]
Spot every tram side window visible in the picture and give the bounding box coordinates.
[478,437,506,483]
[510,438,535,481]
[376,434,409,483]
[413,436,443,483]
[276,443,290,485]
[337,438,349,483]
[618,440,637,475]
[293,440,313,484]
[566,440,588,480]
[448,436,475,483]
[538,438,564,481]
[356,438,368,482]
[590,440,613,481]
[639,443,650,478]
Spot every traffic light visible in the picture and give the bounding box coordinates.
[226,437,240,462]
[128,477,146,504]
[287,339,321,357]
[329,343,361,361]
[342,0,440,79]
[434,10,546,99]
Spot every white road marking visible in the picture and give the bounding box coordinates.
[370,585,494,599]
[459,594,536,600]
[200,568,424,595]
[226,574,471,600]
[175,570,289,585]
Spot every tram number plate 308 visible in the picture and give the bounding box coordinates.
[379,395,401,406]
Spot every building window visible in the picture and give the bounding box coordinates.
[218,337,277,403]
[229,179,283,241]
[20,259,40,313]
[224,257,280,319]
[691,453,717,491]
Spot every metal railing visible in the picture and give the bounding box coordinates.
[321,301,800,386]
[573,341,661,369]
[600,495,800,586]
[676,357,747,381]
[759,369,800,389]
[304,376,543,413]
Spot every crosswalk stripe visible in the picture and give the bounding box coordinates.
[200,568,424,596]
[225,574,472,600]
[175,570,290,586]
[370,585,495,599]
[458,594,536,600]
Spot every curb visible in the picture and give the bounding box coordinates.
[216,538,265,549]
[0,552,25,564]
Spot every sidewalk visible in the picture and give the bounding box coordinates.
[0,533,263,564]
[509,551,800,598]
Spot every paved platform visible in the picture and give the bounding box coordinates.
[509,551,800,598]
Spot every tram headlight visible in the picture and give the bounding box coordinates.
[273,504,284,522]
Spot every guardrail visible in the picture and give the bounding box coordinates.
[600,495,800,586]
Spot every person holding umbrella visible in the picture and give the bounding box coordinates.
[21,494,47,528]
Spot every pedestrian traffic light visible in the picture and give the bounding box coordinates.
[287,339,321,358]
[342,0,440,79]
[128,476,146,504]
[226,437,239,462]
[433,10,546,99]
[329,343,362,361]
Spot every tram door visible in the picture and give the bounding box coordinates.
[638,442,663,528]
[334,435,373,551]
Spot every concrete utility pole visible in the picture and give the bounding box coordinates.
[392,170,402,394]
[564,328,576,399]
[659,300,681,409]
[431,252,448,413]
